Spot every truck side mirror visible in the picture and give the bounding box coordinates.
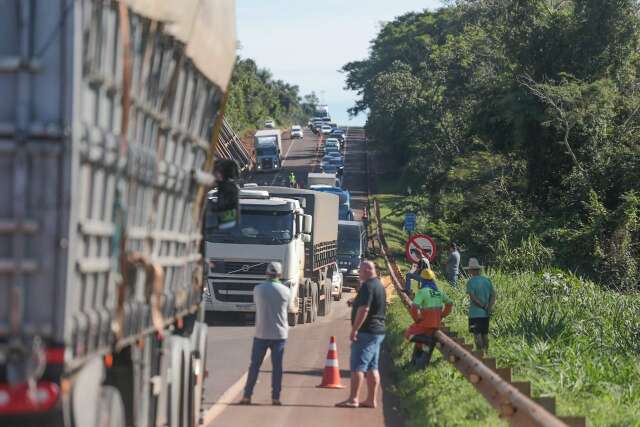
[303,214,312,234]
[302,234,311,243]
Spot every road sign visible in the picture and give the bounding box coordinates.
[405,233,437,263]
[404,212,417,233]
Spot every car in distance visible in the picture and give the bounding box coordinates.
[321,124,333,135]
[324,145,340,156]
[325,138,341,151]
[265,119,275,128]
[291,125,304,139]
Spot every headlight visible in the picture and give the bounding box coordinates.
[257,165,262,169]
[349,269,359,275]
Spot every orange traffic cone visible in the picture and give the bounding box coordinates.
[317,336,345,389]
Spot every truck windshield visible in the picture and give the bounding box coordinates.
[257,136,277,144]
[206,209,294,245]
[256,145,277,156]
[338,226,361,256]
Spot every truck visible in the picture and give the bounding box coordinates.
[315,104,330,119]
[0,1,236,426]
[309,186,355,221]
[308,172,339,187]
[254,129,283,172]
[337,221,368,287]
[203,188,339,326]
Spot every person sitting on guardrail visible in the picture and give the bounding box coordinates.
[464,258,495,353]
[403,257,433,297]
[404,272,453,369]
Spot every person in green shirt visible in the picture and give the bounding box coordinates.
[464,258,496,353]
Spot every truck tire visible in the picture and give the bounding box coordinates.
[310,283,318,323]
[96,386,127,427]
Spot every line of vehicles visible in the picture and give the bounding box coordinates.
[204,105,369,326]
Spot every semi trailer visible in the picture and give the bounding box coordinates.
[203,188,339,326]
[0,1,237,426]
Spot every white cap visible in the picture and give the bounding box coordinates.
[266,262,283,277]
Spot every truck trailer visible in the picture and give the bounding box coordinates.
[203,188,339,325]
[0,1,236,426]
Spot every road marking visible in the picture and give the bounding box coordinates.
[200,352,272,426]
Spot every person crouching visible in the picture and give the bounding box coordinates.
[404,269,453,369]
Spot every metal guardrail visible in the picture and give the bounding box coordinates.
[370,200,587,427]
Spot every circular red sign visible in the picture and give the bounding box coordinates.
[405,233,437,263]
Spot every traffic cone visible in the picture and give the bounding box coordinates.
[317,336,345,389]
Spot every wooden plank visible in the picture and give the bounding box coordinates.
[495,367,512,382]
[534,397,556,414]
[512,381,531,397]
[483,357,497,370]
[559,417,586,427]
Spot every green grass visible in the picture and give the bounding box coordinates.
[373,187,640,427]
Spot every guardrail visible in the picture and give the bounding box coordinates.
[370,198,587,427]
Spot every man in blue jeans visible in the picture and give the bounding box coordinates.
[336,260,387,408]
[240,262,291,406]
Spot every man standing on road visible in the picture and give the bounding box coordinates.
[288,171,297,188]
[446,243,461,288]
[240,262,290,406]
[464,258,496,353]
[336,260,386,409]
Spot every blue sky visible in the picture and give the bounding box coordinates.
[236,0,443,126]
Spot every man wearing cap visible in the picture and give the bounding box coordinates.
[464,258,496,353]
[240,262,291,406]
[404,257,432,297]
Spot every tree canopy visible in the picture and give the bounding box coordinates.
[344,0,640,289]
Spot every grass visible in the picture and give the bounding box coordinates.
[373,186,640,427]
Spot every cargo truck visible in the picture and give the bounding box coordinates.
[255,129,283,172]
[203,188,339,326]
[0,1,236,426]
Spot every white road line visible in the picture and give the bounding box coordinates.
[200,352,272,426]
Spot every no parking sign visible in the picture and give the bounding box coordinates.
[405,233,437,263]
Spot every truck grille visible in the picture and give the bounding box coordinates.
[211,261,269,275]
[261,158,273,169]
[212,281,258,303]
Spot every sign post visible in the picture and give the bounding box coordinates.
[404,212,417,235]
[405,233,437,263]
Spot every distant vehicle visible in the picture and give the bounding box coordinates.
[315,104,330,118]
[291,125,304,139]
[338,220,368,287]
[328,157,344,168]
[308,172,340,187]
[321,125,333,135]
[255,129,283,172]
[329,123,338,129]
[322,117,332,123]
[330,129,346,143]
[309,185,354,220]
[324,145,340,156]
[325,138,341,151]
[322,164,339,175]
[265,119,275,128]
[330,262,344,300]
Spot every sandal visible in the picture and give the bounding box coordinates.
[272,399,282,406]
[238,397,251,405]
[335,400,359,408]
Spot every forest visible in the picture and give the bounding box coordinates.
[343,0,640,290]
[225,56,318,133]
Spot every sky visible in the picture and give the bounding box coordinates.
[236,0,443,126]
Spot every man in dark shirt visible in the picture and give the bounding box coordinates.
[336,261,386,409]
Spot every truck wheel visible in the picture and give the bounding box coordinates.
[310,284,318,323]
[96,386,126,427]
[288,313,298,327]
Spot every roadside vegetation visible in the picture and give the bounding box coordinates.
[345,1,640,290]
[225,56,318,133]
[374,187,640,427]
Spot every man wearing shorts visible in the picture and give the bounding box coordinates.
[464,258,496,353]
[336,260,386,409]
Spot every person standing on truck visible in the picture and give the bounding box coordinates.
[465,258,496,353]
[446,242,461,288]
[240,262,291,406]
[336,261,386,409]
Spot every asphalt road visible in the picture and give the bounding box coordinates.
[201,128,402,427]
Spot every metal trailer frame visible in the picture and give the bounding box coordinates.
[1,1,237,425]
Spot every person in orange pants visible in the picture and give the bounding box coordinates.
[404,270,453,369]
